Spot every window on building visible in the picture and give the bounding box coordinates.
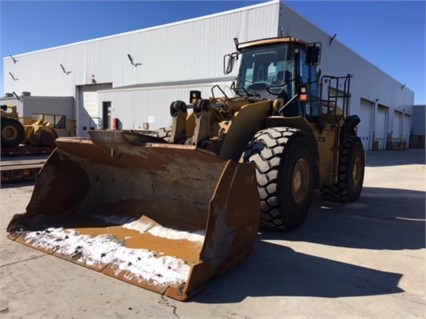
[33,113,66,129]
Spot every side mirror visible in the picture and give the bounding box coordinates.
[223,52,239,75]
[306,42,321,66]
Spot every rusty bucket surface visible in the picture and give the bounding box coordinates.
[7,131,260,301]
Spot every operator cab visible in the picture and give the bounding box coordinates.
[225,37,321,120]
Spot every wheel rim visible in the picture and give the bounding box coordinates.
[291,157,310,204]
[352,155,363,186]
[3,126,18,141]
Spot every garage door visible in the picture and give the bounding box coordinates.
[376,106,388,150]
[393,111,402,139]
[78,84,112,137]
[403,114,411,142]
[82,91,100,135]
[357,99,373,150]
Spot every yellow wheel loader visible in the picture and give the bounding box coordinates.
[1,105,25,147]
[7,37,365,300]
[1,104,58,148]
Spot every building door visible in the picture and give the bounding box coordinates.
[77,83,112,137]
[393,111,402,140]
[403,114,411,143]
[376,105,388,150]
[358,99,373,150]
[102,101,111,129]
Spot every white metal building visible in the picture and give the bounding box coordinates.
[2,0,414,150]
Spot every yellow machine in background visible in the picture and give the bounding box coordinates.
[1,104,58,148]
[1,105,24,147]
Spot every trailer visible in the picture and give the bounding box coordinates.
[1,145,55,157]
[1,157,47,183]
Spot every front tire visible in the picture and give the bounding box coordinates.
[243,127,315,230]
[1,117,25,148]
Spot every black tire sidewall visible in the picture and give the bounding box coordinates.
[1,117,25,147]
[244,127,315,230]
[320,136,365,203]
[277,133,315,229]
[344,137,365,202]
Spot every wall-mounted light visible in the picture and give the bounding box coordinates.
[329,33,337,46]
[60,64,71,75]
[91,74,97,84]
[13,92,20,100]
[9,55,18,64]
[127,54,142,67]
[233,37,239,50]
[9,72,18,81]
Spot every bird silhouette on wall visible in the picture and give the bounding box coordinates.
[9,72,18,81]
[9,55,18,64]
[60,64,72,75]
[127,54,142,67]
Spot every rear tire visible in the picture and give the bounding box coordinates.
[243,127,315,230]
[1,117,25,148]
[321,135,365,202]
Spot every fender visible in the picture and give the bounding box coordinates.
[342,115,360,141]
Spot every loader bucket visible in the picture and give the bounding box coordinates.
[7,130,260,301]
[24,119,58,146]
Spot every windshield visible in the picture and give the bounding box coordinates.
[235,43,296,98]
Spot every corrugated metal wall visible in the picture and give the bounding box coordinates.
[3,1,280,132]
[3,1,280,95]
[101,2,280,87]
[94,0,281,131]
[99,80,235,130]
[2,0,415,147]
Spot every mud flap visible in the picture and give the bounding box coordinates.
[7,131,260,301]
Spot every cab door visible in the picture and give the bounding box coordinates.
[298,46,320,118]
